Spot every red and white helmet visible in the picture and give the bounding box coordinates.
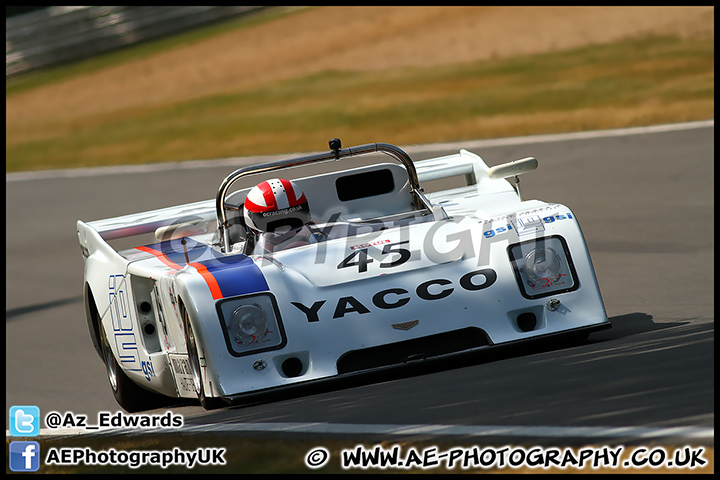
[244,178,311,233]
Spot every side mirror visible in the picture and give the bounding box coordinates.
[155,219,208,241]
[487,157,538,180]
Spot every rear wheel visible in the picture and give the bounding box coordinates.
[181,305,225,410]
[99,321,169,413]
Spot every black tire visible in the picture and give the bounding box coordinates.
[181,305,225,410]
[99,320,170,413]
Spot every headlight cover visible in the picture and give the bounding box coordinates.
[216,293,286,356]
[508,236,579,299]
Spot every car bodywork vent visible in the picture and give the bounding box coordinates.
[337,327,490,375]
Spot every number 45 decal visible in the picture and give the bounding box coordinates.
[338,240,414,273]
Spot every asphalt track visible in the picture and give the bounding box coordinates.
[6,121,714,446]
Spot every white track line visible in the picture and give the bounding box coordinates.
[6,120,713,182]
[22,422,714,442]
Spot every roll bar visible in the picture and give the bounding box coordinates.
[215,139,430,252]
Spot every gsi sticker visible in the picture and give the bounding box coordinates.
[483,212,573,238]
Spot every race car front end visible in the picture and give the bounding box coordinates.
[185,201,608,404]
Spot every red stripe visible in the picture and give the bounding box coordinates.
[189,262,224,300]
[244,196,274,213]
[280,178,297,205]
[282,178,307,206]
[259,181,277,210]
[136,246,183,270]
[136,246,223,300]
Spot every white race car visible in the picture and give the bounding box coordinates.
[77,139,609,412]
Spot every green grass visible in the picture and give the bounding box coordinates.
[6,17,714,172]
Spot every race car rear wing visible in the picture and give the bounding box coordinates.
[415,149,537,199]
[79,198,216,241]
[77,199,217,265]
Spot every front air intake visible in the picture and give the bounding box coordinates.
[516,312,537,332]
[281,357,304,378]
[337,327,490,374]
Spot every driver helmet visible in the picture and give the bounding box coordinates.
[244,178,311,233]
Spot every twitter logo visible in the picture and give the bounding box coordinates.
[9,406,40,437]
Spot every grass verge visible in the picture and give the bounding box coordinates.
[6,32,713,173]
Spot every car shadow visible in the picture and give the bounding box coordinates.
[207,312,672,413]
[5,296,84,321]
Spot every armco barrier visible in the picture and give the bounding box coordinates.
[6,6,263,77]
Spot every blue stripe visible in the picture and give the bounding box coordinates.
[143,239,269,298]
[144,238,213,265]
[202,256,269,298]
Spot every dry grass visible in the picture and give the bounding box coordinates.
[6,7,713,121]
